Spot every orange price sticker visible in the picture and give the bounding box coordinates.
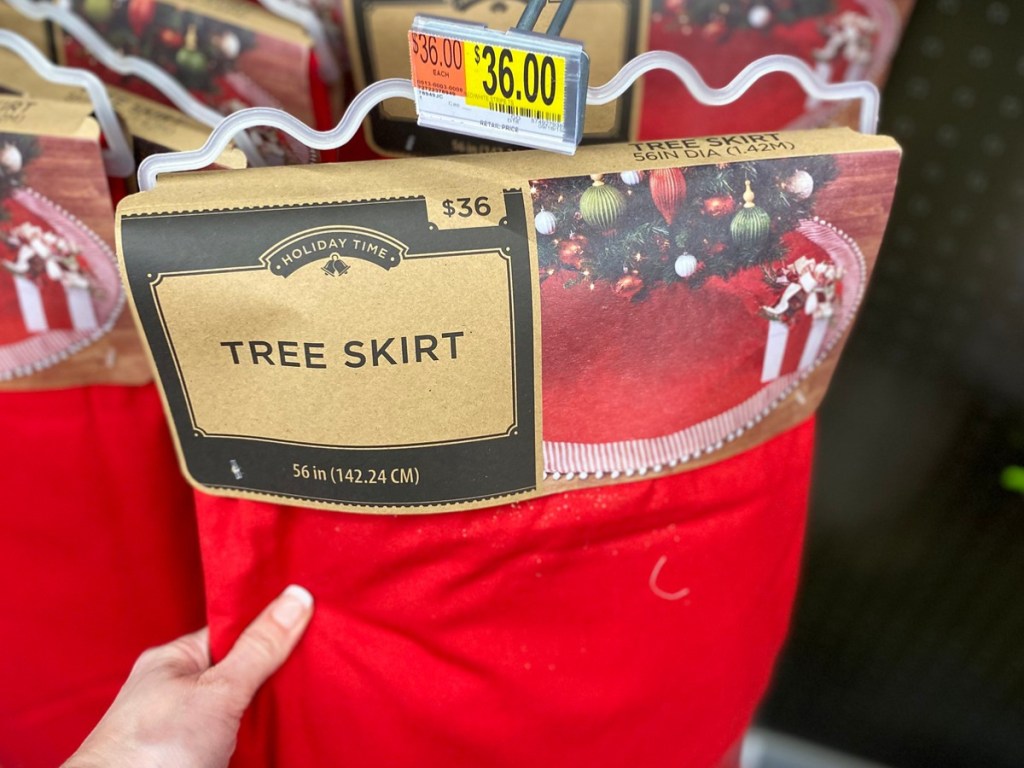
[408,32,467,98]
[407,16,586,153]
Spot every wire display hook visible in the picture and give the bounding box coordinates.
[139,50,879,191]
[0,29,134,178]
[7,0,262,165]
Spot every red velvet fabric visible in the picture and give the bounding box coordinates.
[198,418,814,768]
[0,384,206,768]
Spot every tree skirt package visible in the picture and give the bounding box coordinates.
[339,0,914,157]
[0,96,205,767]
[0,1,50,51]
[643,0,916,138]
[57,0,335,163]
[245,0,348,81]
[0,95,146,387]
[105,83,248,169]
[116,128,900,766]
[0,49,248,173]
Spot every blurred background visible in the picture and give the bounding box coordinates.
[0,0,1020,766]
[752,2,1024,766]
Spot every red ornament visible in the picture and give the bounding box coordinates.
[128,0,156,36]
[702,19,728,41]
[702,195,735,217]
[614,274,644,299]
[557,239,585,269]
[649,168,687,226]
[159,28,183,48]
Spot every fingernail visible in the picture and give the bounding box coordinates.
[271,585,314,629]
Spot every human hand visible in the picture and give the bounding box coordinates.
[63,585,314,768]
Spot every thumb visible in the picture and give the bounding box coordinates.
[203,585,314,709]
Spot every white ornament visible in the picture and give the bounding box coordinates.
[620,170,642,186]
[783,169,814,199]
[534,208,557,236]
[217,31,241,59]
[748,4,772,28]
[0,143,23,174]
[674,253,698,278]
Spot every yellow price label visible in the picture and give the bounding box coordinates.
[464,42,566,124]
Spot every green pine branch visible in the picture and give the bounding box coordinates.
[531,154,838,296]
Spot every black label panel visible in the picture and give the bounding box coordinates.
[120,191,540,510]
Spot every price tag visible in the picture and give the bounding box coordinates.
[408,16,588,154]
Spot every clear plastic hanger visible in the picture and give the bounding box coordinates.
[6,0,262,165]
[0,29,134,178]
[138,51,879,191]
[256,0,339,83]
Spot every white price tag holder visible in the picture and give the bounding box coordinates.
[408,15,589,155]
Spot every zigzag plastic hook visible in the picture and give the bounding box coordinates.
[588,51,879,135]
[137,50,880,191]
[138,78,415,190]
[6,0,263,165]
[0,30,134,178]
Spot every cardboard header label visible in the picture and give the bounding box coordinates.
[120,193,542,510]
[117,128,902,514]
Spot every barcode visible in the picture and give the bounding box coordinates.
[487,101,561,122]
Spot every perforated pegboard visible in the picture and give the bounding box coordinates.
[757,3,1024,767]
[851,0,1024,399]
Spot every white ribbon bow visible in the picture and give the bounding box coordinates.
[763,256,842,321]
[2,222,92,290]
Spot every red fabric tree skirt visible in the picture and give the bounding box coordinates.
[198,418,815,768]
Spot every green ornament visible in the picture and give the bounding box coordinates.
[730,179,771,253]
[176,24,208,76]
[83,0,114,23]
[579,175,625,230]
[176,47,207,75]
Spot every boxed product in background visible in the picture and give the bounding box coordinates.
[341,0,915,156]
[0,2,51,52]
[57,0,334,163]
[245,0,348,76]
[0,94,205,768]
[642,0,917,138]
[0,94,148,389]
[0,49,247,172]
